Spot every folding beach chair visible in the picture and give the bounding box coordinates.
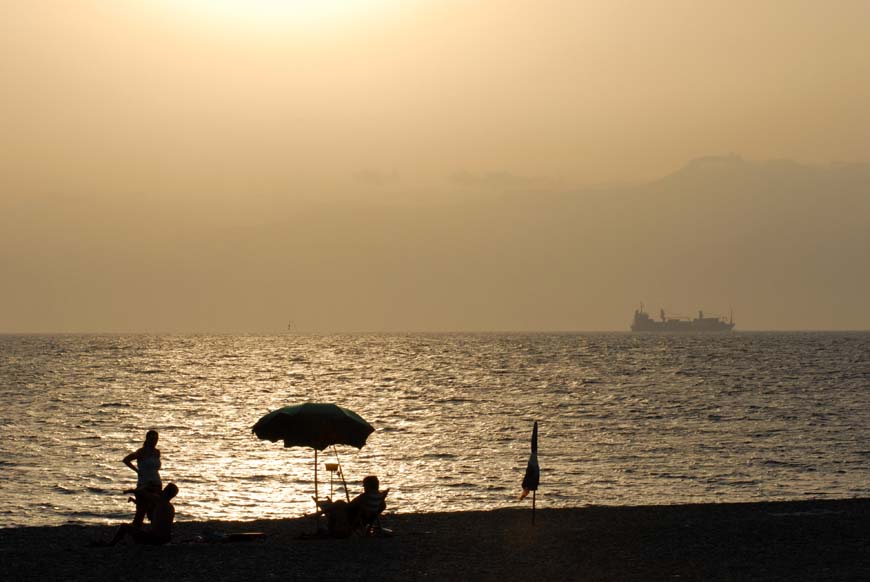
[354,489,390,537]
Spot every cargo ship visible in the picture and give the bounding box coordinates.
[631,304,734,332]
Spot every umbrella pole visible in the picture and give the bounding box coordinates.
[314,449,320,532]
[532,491,536,525]
[332,445,351,503]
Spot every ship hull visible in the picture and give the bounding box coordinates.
[630,320,735,332]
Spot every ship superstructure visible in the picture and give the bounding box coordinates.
[631,304,734,332]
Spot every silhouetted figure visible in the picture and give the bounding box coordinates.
[122,430,162,527]
[350,475,389,535]
[318,499,354,538]
[317,475,390,537]
[109,483,178,546]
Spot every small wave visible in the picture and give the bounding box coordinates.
[54,485,78,495]
[762,459,807,468]
[421,453,457,460]
[98,402,131,408]
[242,475,276,482]
[378,426,408,433]
[725,479,761,486]
[654,473,694,480]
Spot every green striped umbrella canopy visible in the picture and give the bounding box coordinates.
[252,402,374,451]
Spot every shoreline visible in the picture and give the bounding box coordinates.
[2,498,868,581]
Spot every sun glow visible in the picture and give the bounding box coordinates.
[169,0,389,33]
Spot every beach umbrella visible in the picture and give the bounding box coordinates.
[252,402,374,515]
[519,421,540,523]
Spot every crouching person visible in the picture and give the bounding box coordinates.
[110,483,178,546]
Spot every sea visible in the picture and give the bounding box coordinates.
[0,332,868,529]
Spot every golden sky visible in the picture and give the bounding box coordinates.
[2,1,869,331]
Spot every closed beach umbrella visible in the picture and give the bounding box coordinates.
[252,402,374,516]
[520,421,540,523]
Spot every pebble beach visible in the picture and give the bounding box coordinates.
[2,499,868,581]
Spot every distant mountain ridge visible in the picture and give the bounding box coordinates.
[649,154,870,195]
[2,155,868,332]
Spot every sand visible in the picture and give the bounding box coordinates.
[1,498,868,581]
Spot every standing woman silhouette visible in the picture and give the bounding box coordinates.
[122,430,162,527]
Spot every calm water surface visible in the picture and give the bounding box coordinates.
[0,332,868,528]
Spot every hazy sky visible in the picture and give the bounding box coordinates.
[2,1,869,332]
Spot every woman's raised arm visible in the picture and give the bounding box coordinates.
[122,449,140,473]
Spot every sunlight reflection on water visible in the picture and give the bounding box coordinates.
[0,332,868,527]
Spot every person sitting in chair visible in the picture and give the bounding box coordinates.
[349,475,389,535]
